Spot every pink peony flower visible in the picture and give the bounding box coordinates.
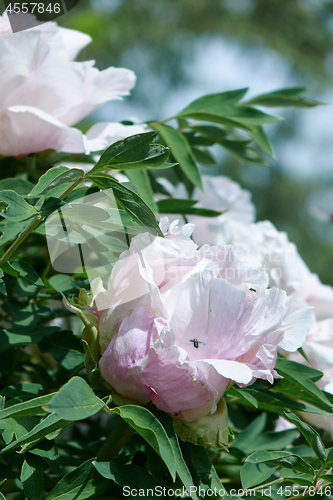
[0,12,136,157]
[80,219,313,422]
[216,218,333,319]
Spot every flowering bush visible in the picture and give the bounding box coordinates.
[1,15,333,500]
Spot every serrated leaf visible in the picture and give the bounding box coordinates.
[45,377,105,421]
[0,393,54,420]
[283,412,326,463]
[90,173,162,235]
[153,123,202,189]
[21,454,43,500]
[3,260,44,286]
[246,87,322,108]
[113,405,176,481]
[45,459,111,500]
[0,190,37,221]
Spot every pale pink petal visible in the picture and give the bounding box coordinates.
[99,309,165,403]
[58,64,136,126]
[0,106,86,156]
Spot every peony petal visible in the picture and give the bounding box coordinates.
[99,309,165,404]
[278,306,314,352]
[0,106,86,156]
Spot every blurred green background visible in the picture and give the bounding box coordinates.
[10,0,333,283]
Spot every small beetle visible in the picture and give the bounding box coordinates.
[190,339,205,348]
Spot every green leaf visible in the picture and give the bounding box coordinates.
[0,413,70,454]
[0,190,37,221]
[192,146,217,164]
[157,198,222,217]
[21,454,44,500]
[220,139,269,166]
[125,169,158,212]
[0,269,6,296]
[246,87,322,108]
[28,167,84,197]
[93,461,160,494]
[0,177,34,195]
[275,358,333,411]
[245,450,315,475]
[0,219,30,246]
[153,123,202,189]
[30,439,60,475]
[251,126,276,158]
[45,459,111,500]
[90,173,162,235]
[0,415,38,444]
[0,393,54,420]
[91,131,170,172]
[39,197,67,216]
[0,326,59,348]
[45,377,105,421]
[3,260,44,286]
[38,330,84,371]
[227,385,332,415]
[176,90,282,129]
[241,462,277,489]
[113,405,176,481]
[325,448,333,466]
[1,383,45,399]
[153,411,199,499]
[283,412,326,463]
[231,413,267,454]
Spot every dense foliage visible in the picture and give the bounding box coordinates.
[1,79,333,500]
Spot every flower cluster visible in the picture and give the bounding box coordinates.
[68,213,312,433]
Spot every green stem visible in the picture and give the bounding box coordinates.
[313,462,326,486]
[0,215,44,268]
[96,415,133,462]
